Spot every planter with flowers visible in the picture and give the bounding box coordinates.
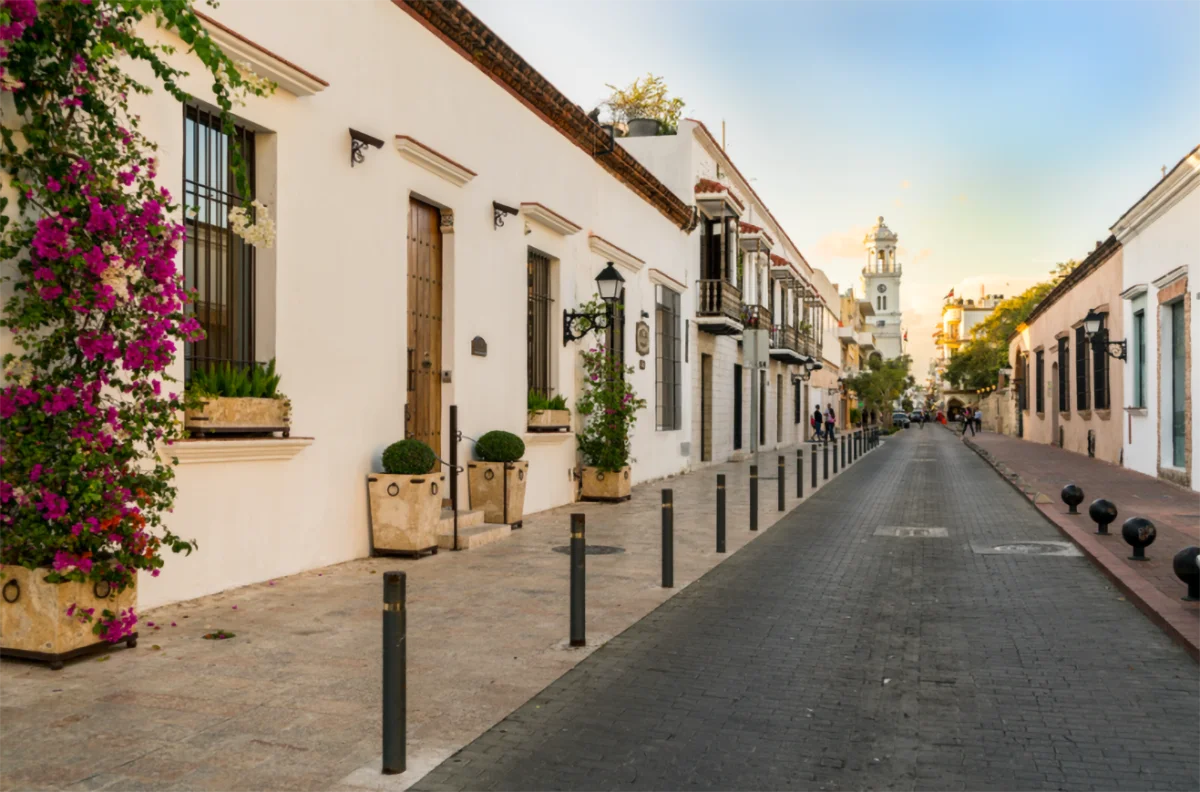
[184,359,291,437]
[576,345,646,502]
[368,440,444,558]
[467,431,528,527]
[0,0,273,667]
[527,390,570,432]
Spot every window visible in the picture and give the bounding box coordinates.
[1092,313,1109,409]
[1170,301,1186,467]
[527,249,552,398]
[183,106,257,377]
[1075,326,1089,410]
[794,382,802,423]
[605,285,625,373]
[880,295,887,312]
[1035,350,1044,413]
[1017,355,1028,412]
[1057,337,1069,412]
[655,285,682,431]
[733,364,743,450]
[1132,309,1145,408]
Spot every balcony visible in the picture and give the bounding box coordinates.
[855,331,874,349]
[837,326,854,344]
[769,325,805,362]
[742,304,772,331]
[696,279,743,335]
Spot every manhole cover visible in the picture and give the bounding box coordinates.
[973,541,1081,557]
[551,545,625,555]
[874,526,948,538]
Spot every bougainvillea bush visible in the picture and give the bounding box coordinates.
[0,0,269,642]
[575,343,646,474]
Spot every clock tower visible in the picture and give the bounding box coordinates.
[860,216,904,359]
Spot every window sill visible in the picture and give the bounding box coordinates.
[164,436,314,465]
[1036,411,1045,419]
[1077,410,1092,420]
[1095,410,1112,421]
[1124,407,1148,416]
[523,432,575,447]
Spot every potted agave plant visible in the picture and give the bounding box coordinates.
[467,431,528,527]
[576,345,646,502]
[527,390,570,432]
[184,359,290,437]
[367,439,444,558]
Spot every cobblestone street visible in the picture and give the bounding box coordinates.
[416,428,1200,791]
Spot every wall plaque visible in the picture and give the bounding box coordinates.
[471,336,487,357]
[635,321,650,356]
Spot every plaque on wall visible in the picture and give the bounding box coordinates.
[471,336,487,357]
[635,321,650,356]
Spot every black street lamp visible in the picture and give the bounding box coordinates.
[563,262,625,345]
[794,357,822,383]
[1083,308,1126,361]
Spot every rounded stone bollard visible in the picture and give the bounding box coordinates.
[1121,516,1156,562]
[1061,484,1084,515]
[1088,499,1118,536]
[1172,546,1200,601]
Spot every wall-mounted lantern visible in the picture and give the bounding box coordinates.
[1083,308,1127,361]
[349,128,384,167]
[563,262,624,345]
[794,357,823,383]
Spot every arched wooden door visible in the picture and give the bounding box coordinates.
[406,198,442,454]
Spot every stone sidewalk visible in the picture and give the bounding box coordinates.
[0,437,871,792]
[965,430,1200,659]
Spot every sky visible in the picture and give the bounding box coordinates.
[466,0,1200,377]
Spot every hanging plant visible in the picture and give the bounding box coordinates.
[0,0,273,643]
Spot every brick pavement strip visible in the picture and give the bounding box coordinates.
[0,440,867,792]
[964,430,1200,660]
[412,428,1200,792]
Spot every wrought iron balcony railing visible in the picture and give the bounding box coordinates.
[696,279,743,324]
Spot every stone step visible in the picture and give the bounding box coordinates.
[437,522,511,551]
[439,509,485,531]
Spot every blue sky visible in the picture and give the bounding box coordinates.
[467,0,1199,374]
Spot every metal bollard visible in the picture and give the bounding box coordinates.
[382,571,406,775]
[570,514,586,646]
[661,489,674,588]
[823,444,829,480]
[841,436,846,468]
[750,464,758,532]
[778,455,786,511]
[811,446,818,489]
[796,449,804,499]
[833,437,839,474]
[716,474,727,553]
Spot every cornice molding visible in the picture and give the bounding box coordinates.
[1151,265,1188,290]
[648,267,687,291]
[1120,283,1148,301]
[521,202,581,236]
[164,437,314,465]
[588,233,645,274]
[1111,146,1200,242]
[394,136,477,187]
[194,11,328,97]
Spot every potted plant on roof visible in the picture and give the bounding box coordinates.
[368,440,444,558]
[527,390,571,432]
[184,359,290,437]
[576,345,646,502]
[603,73,685,137]
[467,431,528,527]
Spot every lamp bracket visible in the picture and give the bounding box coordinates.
[349,128,384,167]
[563,308,612,346]
[493,201,519,229]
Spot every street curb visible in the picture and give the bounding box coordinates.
[962,435,1199,662]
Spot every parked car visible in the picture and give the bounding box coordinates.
[910,411,924,424]
[892,411,911,428]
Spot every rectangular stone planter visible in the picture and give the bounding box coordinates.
[467,460,528,527]
[185,396,290,437]
[527,409,570,432]
[368,472,445,557]
[0,566,137,669]
[580,465,631,502]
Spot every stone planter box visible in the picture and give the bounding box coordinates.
[368,472,445,558]
[467,460,528,527]
[185,396,290,437]
[0,566,137,669]
[580,465,631,502]
[527,409,570,432]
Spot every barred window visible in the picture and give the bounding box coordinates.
[183,106,257,378]
[527,249,553,398]
[655,285,682,431]
[1035,350,1044,413]
[1132,310,1145,408]
[1075,326,1089,410]
[1057,337,1069,412]
[1092,313,1109,409]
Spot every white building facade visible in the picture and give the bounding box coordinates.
[860,217,904,359]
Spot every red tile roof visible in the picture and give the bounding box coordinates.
[694,178,746,210]
[738,222,776,246]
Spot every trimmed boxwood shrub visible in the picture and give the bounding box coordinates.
[382,439,437,475]
[474,431,525,463]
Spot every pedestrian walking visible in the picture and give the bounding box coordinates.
[918,410,925,430]
[974,407,983,434]
[811,405,824,442]
[961,406,975,437]
[825,406,836,440]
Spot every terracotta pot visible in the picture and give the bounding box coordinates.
[0,566,137,669]
[368,473,444,556]
[185,396,290,436]
[527,409,570,432]
[580,465,631,502]
[467,460,528,526]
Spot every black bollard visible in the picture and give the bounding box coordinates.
[570,514,586,646]
[661,490,674,588]
[1061,483,1084,515]
[823,444,829,481]
[382,571,406,775]
[1173,547,1200,601]
[716,474,727,553]
[833,437,839,474]
[1121,516,1156,562]
[811,446,818,489]
[796,449,804,498]
[841,435,846,468]
[778,455,786,511]
[749,465,758,532]
[1088,499,1117,535]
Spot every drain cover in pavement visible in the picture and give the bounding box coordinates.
[874,526,948,538]
[552,545,625,555]
[973,541,1081,557]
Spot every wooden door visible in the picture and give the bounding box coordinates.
[406,199,443,454]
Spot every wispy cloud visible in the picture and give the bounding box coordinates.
[814,224,870,260]
[900,180,911,190]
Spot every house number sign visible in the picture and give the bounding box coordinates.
[635,321,650,356]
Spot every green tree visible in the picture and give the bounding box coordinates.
[845,355,912,427]
[604,74,685,134]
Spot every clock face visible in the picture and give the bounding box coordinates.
[877,284,887,293]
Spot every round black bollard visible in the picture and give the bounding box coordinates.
[1172,547,1199,601]
[1061,483,1084,515]
[1121,516,1156,562]
[1088,498,1118,535]
[796,449,804,499]
[823,444,829,481]
[716,474,727,553]
[749,465,758,532]
[811,446,818,489]
[841,435,846,468]
[832,438,838,474]
[382,571,406,775]
[778,455,786,511]
[661,489,674,589]
[570,514,586,646]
